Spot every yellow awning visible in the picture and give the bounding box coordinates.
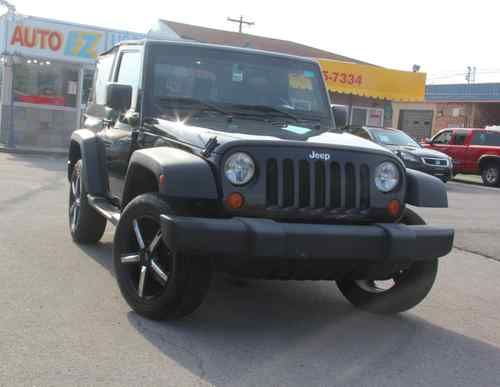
[318,59,426,102]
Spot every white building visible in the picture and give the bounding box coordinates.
[0,13,144,149]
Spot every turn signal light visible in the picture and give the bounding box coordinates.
[387,199,401,217]
[226,192,245,209]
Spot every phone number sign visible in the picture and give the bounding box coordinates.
[318,58,427,101]
[322,70,363,86]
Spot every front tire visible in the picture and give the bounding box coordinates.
[481,164,500,187]
[69,160,107,244]
[336,209,439,314]
[113,193,212,320]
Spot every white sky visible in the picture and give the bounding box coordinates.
[10,0,500,84]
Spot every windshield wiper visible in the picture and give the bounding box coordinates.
[158,97,232,117]
[229,104,300,122]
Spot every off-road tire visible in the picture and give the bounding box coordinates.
[481,163,500,187]
[69,160,107,244]
[113,193,212,320]
[336,209,439,314]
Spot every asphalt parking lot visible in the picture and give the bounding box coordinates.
[1,153,500,387]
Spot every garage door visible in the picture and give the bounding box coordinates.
[398,110,434,141]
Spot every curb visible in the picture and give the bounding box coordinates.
[451,178,494,188]
[0,146,67,158]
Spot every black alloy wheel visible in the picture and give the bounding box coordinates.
[336,209,439,314]
[113,193,212,320]
[482,164,500,187]
[119,215,171,300]
[69,160,106,244]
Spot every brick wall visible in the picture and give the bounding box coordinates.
[434,102,467,130]
[473,103,500,128]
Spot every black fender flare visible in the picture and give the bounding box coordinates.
[122,147,218,205]
[478,154,500,170]
[68,129,109,196]
[405,168,448,208]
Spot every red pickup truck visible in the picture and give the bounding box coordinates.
[423,128,500,186]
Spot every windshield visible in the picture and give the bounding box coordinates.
[146,43,332,130]
[370,128,420,147]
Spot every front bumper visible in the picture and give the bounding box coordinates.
[419,165,452,180]
[405,161,452,180]
[161,216,454,263]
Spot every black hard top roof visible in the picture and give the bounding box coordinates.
[101,38,319,64]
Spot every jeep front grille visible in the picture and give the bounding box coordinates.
[266,159,370,210]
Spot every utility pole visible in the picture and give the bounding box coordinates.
[466,66,477,84]
[227,15,254,33]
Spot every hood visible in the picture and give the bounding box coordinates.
[385,144,449,159]
[152,118,392,155]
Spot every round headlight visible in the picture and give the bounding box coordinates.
[224,152,255,186]
[374,161,400,192]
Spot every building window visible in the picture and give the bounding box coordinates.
[350,106,384,127]
[82,69,95,106]
[13,60,79,108]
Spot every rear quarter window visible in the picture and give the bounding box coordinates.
[471,131,500,146]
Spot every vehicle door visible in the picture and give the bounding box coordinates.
[445,129,469,172]
[429,130,453,156]
[468,131,500,173]
[99,47,143,201]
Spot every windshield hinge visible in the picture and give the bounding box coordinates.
[201,136,219,157]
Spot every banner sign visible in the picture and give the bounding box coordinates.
[6,18,106,63]
[4,17,145,64]
[319,59,426,102]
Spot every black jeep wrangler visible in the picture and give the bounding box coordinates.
[67,39,454,320]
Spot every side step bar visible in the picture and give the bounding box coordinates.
[87,195,121,226]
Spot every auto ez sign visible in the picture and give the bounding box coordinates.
[7,20,105,63]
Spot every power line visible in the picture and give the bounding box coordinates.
[227,15,254,33]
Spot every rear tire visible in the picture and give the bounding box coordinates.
[336,209,439,314]
[113,193,212,320]
[69,160,107,244]
[481,164,500,187]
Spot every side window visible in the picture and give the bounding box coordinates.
[93,53,115,105]
[471,132,487,146]
[454,130,468,145]
[485,132,500,146]
[433,131,452,145]
[352,128,371,140]
[116,51,141,91]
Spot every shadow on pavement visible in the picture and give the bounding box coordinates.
[78,242,500,387]
[1,152,67,172]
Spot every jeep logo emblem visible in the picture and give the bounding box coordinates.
[308,151,331,161]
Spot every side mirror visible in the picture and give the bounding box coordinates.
[106,83,132,112]
[331,104,348,130]
[422,137,431,144]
